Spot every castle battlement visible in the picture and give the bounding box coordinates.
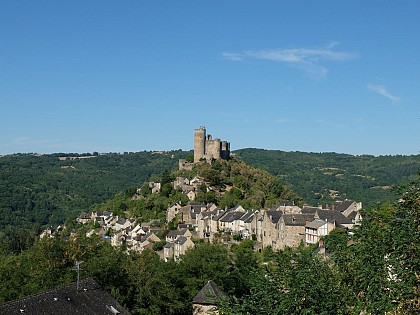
[194,126,230,163]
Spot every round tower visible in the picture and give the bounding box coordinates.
[194,126,206,162]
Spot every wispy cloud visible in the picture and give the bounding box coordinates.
[274,118,289,124]
[222,43,356,78]
[367,84,400,103]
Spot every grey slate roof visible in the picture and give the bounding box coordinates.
[241,211,255,223]
[306,219,327,229]
[301,208,353,225]
[334,200,355,212]
[193,280,226,305]
[0,278,131,315]
[166,230,180,239]
[282,213,315,226]
[175,236,188,245]
[116,218,126,225]
[265,210,283,224]
[220,212,244,223]
[164,242,174,249]
[212,211,226,221]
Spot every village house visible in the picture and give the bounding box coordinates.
[163,229,195,262]
[174,236,195,261]
[332,199,363,224]
[276,213,315,250]
[305,219,334,245]
[173,176,190,189]
[166,228,192,242]
[114,217,135,231]
[261,210,283,249]
[272,200,302,214]
[39,227,54,239]
[0,278,131,315]
[301,207,355,230]
[128,232,160,252]
[166,202,182,223]
[76,213,91,224]
[178,203,208,226]
[148,181,161,194]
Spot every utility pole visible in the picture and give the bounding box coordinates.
[72,261,83,291]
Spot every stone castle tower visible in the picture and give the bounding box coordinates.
[193,126,230,163]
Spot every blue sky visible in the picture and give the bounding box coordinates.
[1,1,419,156]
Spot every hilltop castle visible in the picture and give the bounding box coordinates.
[193,126,230,162]
[179,127,230,170]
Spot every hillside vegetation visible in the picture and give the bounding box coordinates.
[2,148,420,235]
[0,151,188,232]
[235,148,420,207]
[1,174,419,314]
[95,158,299,224]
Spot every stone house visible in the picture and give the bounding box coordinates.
[301,207,355,230]
[333,199,362,215]
[76,213,91,224]
[173,176,190,189]
[114,217,133,231]
[166,202,182,223]
[148,181,161,194]
[190,176,207,188]
[219,212,246,233]
[129,232,160,252]
[0,278,131,315]
[276,213,315,250]
[174,236,195,261]
[333,200,363,224]
[178,203,207,225]
[261,210,283,249]
[163,242,174,262]
[163,227,194,261]
[197,211,213,239]
[166,228,192,242]
[272,200,302,214]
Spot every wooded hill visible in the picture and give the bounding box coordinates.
[235,148,420,207]
[1,148,420,234]
[0,151,188,232]
[94,158,299,225]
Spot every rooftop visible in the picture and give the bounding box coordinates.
[193,280,226,305]
[0,278,131,315]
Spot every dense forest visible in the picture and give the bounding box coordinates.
[0,151,189,232]
[0,174,419,314]
[236,148,420,207]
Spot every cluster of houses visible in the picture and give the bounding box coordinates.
[167,199,362,252]
[173,176,213,201]
[40,170,362,261]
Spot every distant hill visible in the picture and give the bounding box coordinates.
[2,148,419,233]
[0,151,189,231]
[235,148,420,207]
